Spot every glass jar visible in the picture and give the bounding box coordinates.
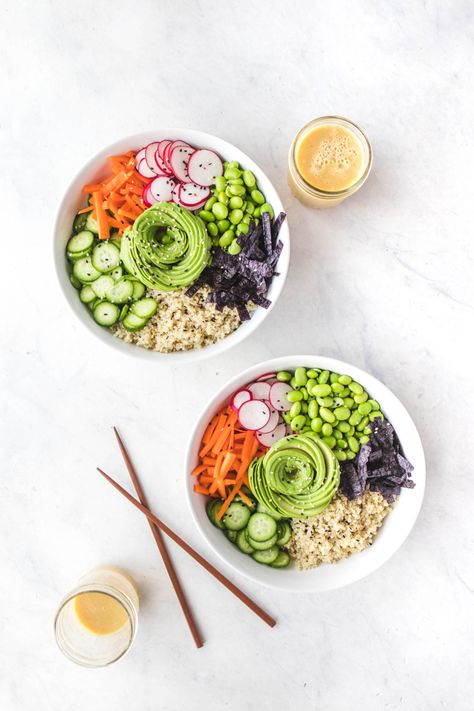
[54,566,139,667]
[288,116,372,208]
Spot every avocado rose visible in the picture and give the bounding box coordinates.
[120,202,211,291]
[248,433,340,518]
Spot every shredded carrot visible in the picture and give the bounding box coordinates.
[192,405,267,521]
[77,204,94,214]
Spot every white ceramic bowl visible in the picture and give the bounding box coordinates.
[185,356,425,592]
[54,129,290,363]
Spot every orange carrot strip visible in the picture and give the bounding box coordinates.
[82,182,103,193]
[194,485,210,495]
[91,191,109,240]
[78,205,94,214]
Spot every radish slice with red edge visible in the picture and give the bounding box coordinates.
[230,388,253,412]
[269,382,292,411]
[179,182,210,207]
[257,407,280,434]
[256,424,287,447]
[142,184,152,207]
[248,381,271,401]
[154,145,172,175]
[149,176,176,202]
[144,142,163,175]
[256,372,276,381]
[171,182,181,204]
[137,157,157,179]
[187,149,223,187]
[135,147,146,165]
[164,141,192,173]
[170,146,195,183]
[158,140,172,161]
[238,400,270,431]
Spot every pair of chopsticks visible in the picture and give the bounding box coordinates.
[97,427,276,648]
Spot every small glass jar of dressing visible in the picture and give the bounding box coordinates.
[54,566,139,667]
[288,116,372,208]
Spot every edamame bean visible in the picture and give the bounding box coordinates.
[207,222,218,237]
[282,412,292,425]
[337,421,351,433]
[318,370,330,384]
[214,176,226,192]
[236,223,249,236]
[250,189,265,205]
[354,392,368,404]
[368,399,380,410]
[253,207,261,218]
[322,436,336,449]
[224,167,242,180]
[245,202,255,215]
[338,375,352,385]
[306,379,317,393]
[228,239,241,255]
[311,417,323,433]
[348,437,360,453]
[357,416,370,431]
[241,214,251,224]
[349,412,362,426]
[359,435,370,444]
[358,402,373,416]
[330,373,339,383]
[317,396,334,408]
[277,371,292,381]
[294,367,308,386]
[301,387,310,400]
[217,219,230,233]
[260,203,274,219]
[205,196,217,211]
[212,202,228,220]
[290,376,299,389]
[306,369,320,379]
[331,382,345,394]
[334,406,351,421]
[322,423,333,437]
[338,439,348,449]
[199,210,215,222]
[301,402,308,414]
[290,402,302,418]
[335,450,347,461]
[312,383,331,397]
[346,451,356,461]
[227,178,244,185]
[349,381,364,395]
[229,209,244,225]
[219,230,234,247]
[229,196,243,209]
[243,170,256,187]
[291,415,306,431]
[320,407,336,424]
[217,191,229,205]
[287,390,303,403]
[229,185,246,197]
[343,397,355,409]
[339,387,350,397]
[308,400,319,419]
[369,410,384,421]
[348,426,355,436]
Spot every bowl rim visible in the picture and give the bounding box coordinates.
[53,128,290,363]
[184,355,426,592]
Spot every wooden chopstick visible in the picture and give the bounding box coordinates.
[113,427,203,649]
[97,466,276,629]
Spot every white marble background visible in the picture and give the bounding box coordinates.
[1,1,473,709]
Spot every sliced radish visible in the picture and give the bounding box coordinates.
[248,381,271,401]
[135,147,146,165]
[142,184,152,207]
[257,407,280,434]
[170,146,195,182]
[149,176,176,202]
[158,140,172,161]
[238,400,270,431]
[256,424,287,447]
[137,157,157,179]
[230,389,252,412]
[171,181,181,204]
[145,142,163,175]
[269,382,292,411]
[256,372,277,381]
[187,149,223,187]
[179,182,210,207]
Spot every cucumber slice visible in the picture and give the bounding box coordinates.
[276,521,292,547]
[271,550,291,568]
[131,281,146,300]
[67,230,94,255]
[69,273,82,289]
[130,298,158,319]
[122,313,147,331]
[119,304,129,321]
[73,212,89,233]
[257,502,282,521]
[246,532,278,550]
[109,266,123,281]
[91,242,121,273]
[226,530,238,543]
[106,277,134,304]
[85,213,99,234]
[73,256,102,283]
[236,529,255,554]
[247,513,277,542]
[88,299,99,311]
[67,247,93,262]
[252,545,280,565]
[222,502,251,531]
[91,274,115,299]
[80,285,97,304]
[206,500,225,529]
[93,301,120,326]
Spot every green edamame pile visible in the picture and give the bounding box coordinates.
[197,160,274,256]
[277,367,384,462]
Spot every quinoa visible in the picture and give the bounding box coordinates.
[288,490,394,570]
[112,286,241,353]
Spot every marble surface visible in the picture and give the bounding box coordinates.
[1,1,473,709]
